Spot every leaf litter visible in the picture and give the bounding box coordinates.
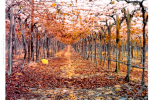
[6,45,147,100]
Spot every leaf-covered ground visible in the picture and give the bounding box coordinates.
[6,45,148,100]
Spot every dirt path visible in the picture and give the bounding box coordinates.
[61,45,74,78]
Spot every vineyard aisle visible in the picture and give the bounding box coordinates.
[6,45,147,100]
[55,45,101,78]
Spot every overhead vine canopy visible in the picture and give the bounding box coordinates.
[5,0,148,44]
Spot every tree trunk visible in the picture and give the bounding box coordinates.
[31,0,34,61]
[12,18,16,56]
[141,2,147,87]
[18,18,27,69]
[125,10,131,82]
[31,31,34,61]
[82,39,84,56]
[38,33,41,60]
[47,37,50,58]
[115,15,121,73]
[28,24,31,62]
[36,28,39,62]
[103,30,106,67]
[91,36,93,62]
[94,33,97,63]
[108,23,111,69]
[8,8,13,76]
[99,30,103,65]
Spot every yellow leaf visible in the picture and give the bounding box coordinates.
[68,93,75,99]
[76,11,79,14]
[41,59,48,64]
[69,72,73,77]
[51,3,56,7]
[63,13,67,16]
[19,6,22,9]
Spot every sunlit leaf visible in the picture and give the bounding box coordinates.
[41,59,48,64]
[51,3,56,7]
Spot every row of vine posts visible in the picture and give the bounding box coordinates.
[72,9,148,91]
[6,7,67,76]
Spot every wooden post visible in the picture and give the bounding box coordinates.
[115,14,121,73]
[88,37,90,60]
[108,22,111,69]
[36,28,39,62]
[18,18,27,69]
[112,43,115,58]
[99,30,103,65]
[121,40,124,60]
[12,18,16,56]
[125,10,131,82]
[46,37,50,58]
[140,38,143,64]
[8,8,13,75]
[141,2,147,87]
[45,34,47,58]
[43,34,45,58]
[31,0,34,61]
[86,37,89,60]
[53,39,54,56]
[85,38,87,59]
[38,33,41,59]
[31,30,34,61]
[89,36,92,61]
[91,35,93,62]
[133,41,136,64]
[102,29,106,67]
[49,37,52,57]
[94,33,97,63]
[82,39,84,56]
[28,24,31,62]
[131,38,134,58]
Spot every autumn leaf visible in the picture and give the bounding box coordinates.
[41,66,44,68]
[68,72,73,77]
[19,6,22,9]
[18,32,22,35]
[51,3,56,7]
[41,59,48,64]
[15,72,23,76]
[111,0,115,4]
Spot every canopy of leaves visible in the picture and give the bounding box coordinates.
[5,0,148,44]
